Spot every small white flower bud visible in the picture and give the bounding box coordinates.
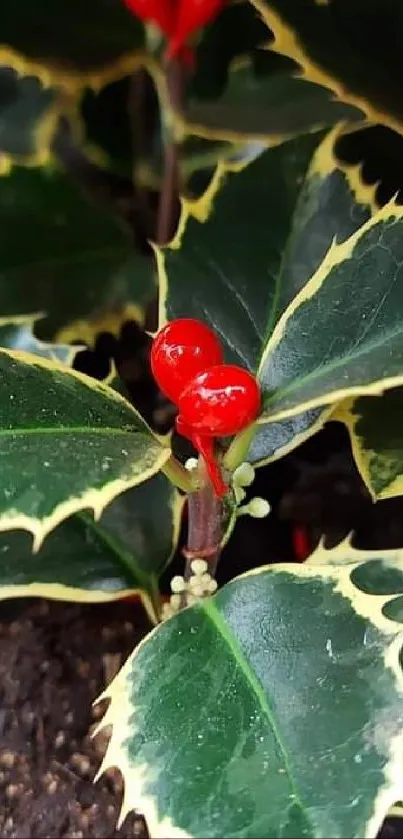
[185,457,199,472]
[233,462,255,488]
[206,578,218,593]
[190,558,208,576]
[170,575,186,593]
[246,497,271,518]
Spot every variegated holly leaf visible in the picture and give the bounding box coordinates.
[0,0,144,85]
[258,200,403,423]
[0,474,183,624]
[0,66,62,165]
[250,0,403,139]
[158,2,362,144]
[0,349,171,548]
[98,545,403,838]
[159,127,373,467]
[182,52,363,144]
[0,164,155,343]
[333,388,403,501]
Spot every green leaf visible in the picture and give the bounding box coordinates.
[99,545,403,838]
[333,388,403,500]
[0,474,183,623]
[159,127,372,465]
[0,66,61,164]
[0,0,144,83]
[0,164,155,342]
[162,2,361,144]
[183,52,363,144]
[0,349,170,547]
[247,406,333,466]
[258,200,403,423]
[250,0,403,138]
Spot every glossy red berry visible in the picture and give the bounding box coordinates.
[166,0,226,60]
[151,319,223,404]
[177,364,261,437]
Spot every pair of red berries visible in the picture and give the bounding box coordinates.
[123,0,226,64]
[151,319,260,497]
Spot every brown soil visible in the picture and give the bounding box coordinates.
[0,597,150,839]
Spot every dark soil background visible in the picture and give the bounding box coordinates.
[1,319,403,837]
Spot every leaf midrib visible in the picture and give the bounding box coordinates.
[202,598,311,828]
[0,426,138,437]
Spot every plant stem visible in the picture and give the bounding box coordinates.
[183,458,223,582]
[156,58,185,246]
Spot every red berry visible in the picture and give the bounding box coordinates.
[177,364,261,436]
[151,319,223,404]
[166,0,226,59]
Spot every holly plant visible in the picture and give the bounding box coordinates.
[3,0,403,836]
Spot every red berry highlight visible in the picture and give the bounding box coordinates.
[151,319,223,405]
[177,364,261,437]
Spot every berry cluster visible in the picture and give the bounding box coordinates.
[122,0,225,64]
[151,319,261,497]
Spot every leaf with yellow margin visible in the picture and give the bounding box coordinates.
[158,126,374,467]
[250,0,403,139]
[0,164,155,342]
[158,2,361,145]
[0,66,64,167]
[182,52,363,145]
[0,349,171,548]
[332,388,403,501]
[0,0,145,89]
[258,200,403,424]
[96,544,403,838]
[0,474,183,625]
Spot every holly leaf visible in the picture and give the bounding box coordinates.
[160,2,362,144]
[0,474,183,624]
[0,164,155,342]
[0,66,62,165]
[159,127,372,465]
[182,52,363,144]
[0,349,170,548]
[258,200,403,423]
[333,388,403,501]
[98,545,403,838]
[250,0,403,138]
[0,0,144,84]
